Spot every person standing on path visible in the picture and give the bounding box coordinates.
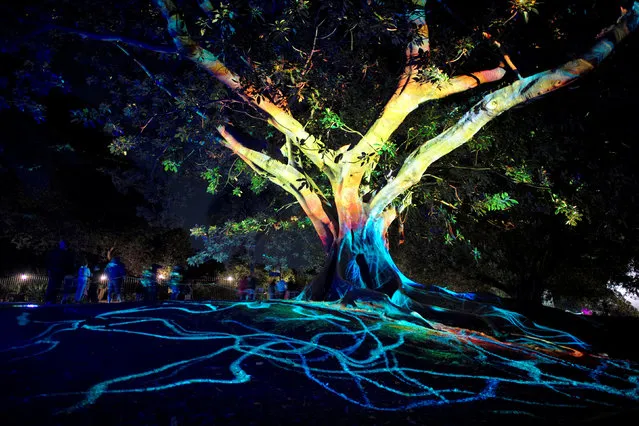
[168,266,183,300]
[237,275,249,300]
[105,257,125,303]
[246,273,257,301]
[141,264,160,303]
[75,260,92,302]
[267,279,276,300]
[45,240,75,304]
[275,278,288,299]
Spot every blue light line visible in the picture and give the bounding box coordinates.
[1,300,638,416]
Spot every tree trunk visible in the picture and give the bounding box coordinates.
[304,218,406,301]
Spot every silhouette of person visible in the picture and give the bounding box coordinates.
[246,274,257,301]
[75,260,92,302]
[169,266,183,300]
[276,277,288,299]
[105,257,125,303]
[141,264,160,303]
[237,275,249,300]
[45,240,75,304]
[267,279,276,300]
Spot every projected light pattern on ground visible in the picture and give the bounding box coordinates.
[1,300,638,420]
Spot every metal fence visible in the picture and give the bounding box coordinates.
[0,274,241,303]
[0,275,49,303]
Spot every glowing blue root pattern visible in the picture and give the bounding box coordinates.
[2,300,638,417]
[396,283,592,353]
[332,220,588,354]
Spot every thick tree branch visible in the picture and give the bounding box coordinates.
[216,126,337,249]
[343,1,505,196]
[153,0,334,175]
[482,32,523,79]
[350,66,506,163]
[406,1,430,63]
[340,66,505,219]
[346,1,429,159]
[329,1,430,229]
[369,3,639,218]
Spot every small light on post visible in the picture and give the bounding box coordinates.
[20,274,29,281]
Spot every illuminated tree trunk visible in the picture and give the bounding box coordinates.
[305,215,406,301]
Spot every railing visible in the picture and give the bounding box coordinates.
[0,274,241,303]
[0,275,49,303]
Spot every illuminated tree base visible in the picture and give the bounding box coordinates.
[1,300,637,425]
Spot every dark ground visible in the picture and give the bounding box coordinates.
[1,301,638,426]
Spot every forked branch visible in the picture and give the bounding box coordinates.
[369,3,639,218]
[345,1,505,189]
[153,0,334,175]
[216,126,337,249]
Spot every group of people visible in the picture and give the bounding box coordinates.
[44,240,300,305]
[45,239,184,304]
[45,240,128,304]
[237,273,291,301]
[137,264,184,303]
[237,274,259,301]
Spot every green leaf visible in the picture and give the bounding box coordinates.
[162,159,179,173]
[201,167,222,194]
[250,174,268,194]
[504,164,533,184]
[319,108,345,130]
[472,192,518,216]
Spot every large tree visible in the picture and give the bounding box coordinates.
[2,0,638,308]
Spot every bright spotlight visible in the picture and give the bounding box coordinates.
[226,276,233,281]
[100,274,107,281]
[158,274,166,280]
[20,274,28,280]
